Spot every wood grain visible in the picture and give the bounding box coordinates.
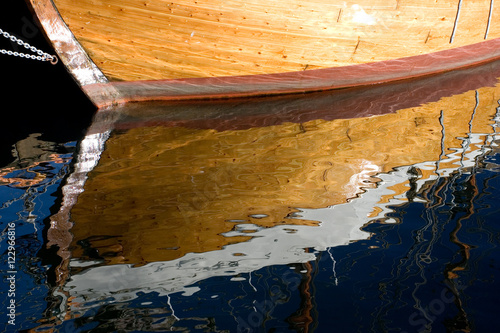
[52,0,500,82]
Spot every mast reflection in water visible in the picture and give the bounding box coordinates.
[2,61,500,332]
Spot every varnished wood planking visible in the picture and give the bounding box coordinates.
[52,0,499,82]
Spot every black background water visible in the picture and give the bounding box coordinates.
[0,1,95,166]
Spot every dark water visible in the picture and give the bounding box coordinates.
[1,5,500,332]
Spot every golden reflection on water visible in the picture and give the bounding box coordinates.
[68,83,500,267]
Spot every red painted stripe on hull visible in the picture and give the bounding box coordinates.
[85,37,500,108]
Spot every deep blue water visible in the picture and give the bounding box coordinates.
[0,152,72,328]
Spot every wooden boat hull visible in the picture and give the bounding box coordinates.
[29,0,500,107]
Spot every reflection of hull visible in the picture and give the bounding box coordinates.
[65,123,500,308]
[42,61,500,326]
[68,78,500,267]
[29,0,500,107]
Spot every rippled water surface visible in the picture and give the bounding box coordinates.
[2,62,500,332]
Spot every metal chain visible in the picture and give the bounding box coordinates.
[0,28,58,65]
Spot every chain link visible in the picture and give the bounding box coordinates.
[0,28,58,65]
